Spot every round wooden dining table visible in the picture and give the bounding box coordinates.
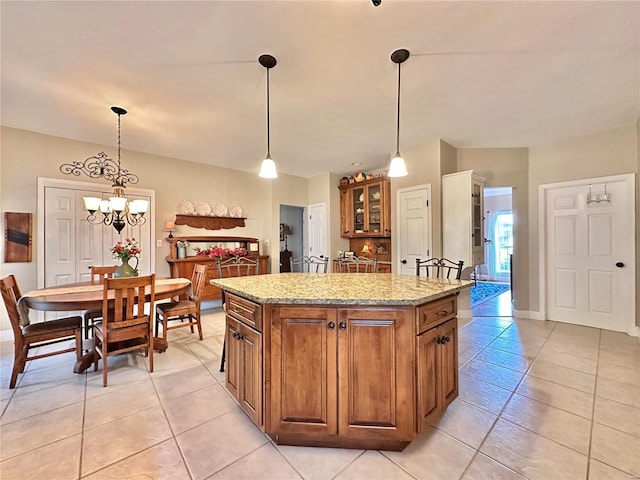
[19,277,191,373]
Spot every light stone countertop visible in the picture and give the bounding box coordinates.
[211,273,473,306]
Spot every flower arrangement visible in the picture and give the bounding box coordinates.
[110,238,141,261]
[177,240,190,248]
[194,246,247,259]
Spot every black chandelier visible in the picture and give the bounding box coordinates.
[59,106,148,233]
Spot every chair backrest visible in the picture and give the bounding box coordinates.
[102,274,155,342]
[415,258,464,280]
[290,255,328,273]
[216,256,259,278]
[90,265,118,285]
[338,256,377,273]
[190,264,208,301]
[1,275,24,339]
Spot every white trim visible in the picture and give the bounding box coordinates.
[538,172,636,330]
[37,177,156,289]
[395,183,432,273]
[512,308,546,321]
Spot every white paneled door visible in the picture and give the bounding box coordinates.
[308,203,327,260]
[544,174,635,333]
[397,185,432,276]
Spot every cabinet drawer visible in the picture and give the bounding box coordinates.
[226,293,262,331]
[417,296,456,334]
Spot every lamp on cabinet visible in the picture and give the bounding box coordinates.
[280,224,292,251]
[164,220,175,238]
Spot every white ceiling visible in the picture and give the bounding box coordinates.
[2,1,638,179]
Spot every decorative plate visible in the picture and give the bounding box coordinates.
[177,200,195,215]
[229,205,243,218]
[195,201,212,216]
[212,203,229,217]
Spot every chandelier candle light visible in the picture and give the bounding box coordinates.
[60,106,149,233]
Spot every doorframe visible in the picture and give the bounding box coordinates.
[395,184,432,274]
[37,177,156,288]
[538,172,636,333]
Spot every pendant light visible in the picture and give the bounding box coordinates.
[258,54,278,178]
[388,49,410,177]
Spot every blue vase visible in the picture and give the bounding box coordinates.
[114,256,139,278]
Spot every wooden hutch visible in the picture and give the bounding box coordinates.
[338,176,392,272]
[166,235,268,301]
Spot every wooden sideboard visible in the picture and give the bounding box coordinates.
[166,236,268,301]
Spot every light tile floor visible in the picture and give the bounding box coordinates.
[1,294,638,480]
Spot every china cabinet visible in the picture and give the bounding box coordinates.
[442,170,486,269]
[339,178,391,238]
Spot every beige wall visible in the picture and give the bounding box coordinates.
[0,126,308,330]
[390,139,443,263]
[456,148,529,311]
[528,125,639,319]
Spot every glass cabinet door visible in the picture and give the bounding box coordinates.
[351,186,365,234]
[472,182,482,248]
[367,183,382,234]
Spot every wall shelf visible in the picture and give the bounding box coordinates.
[175,214,245,230]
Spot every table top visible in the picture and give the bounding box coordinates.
[211,273,472,306]
[21,277,191,313]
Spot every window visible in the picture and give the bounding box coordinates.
[494,212,513,274]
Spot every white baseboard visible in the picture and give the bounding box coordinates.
[512,309,545,321]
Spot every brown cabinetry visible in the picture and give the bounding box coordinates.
[339,178,391,238]
[165,236,268,301]
[417,315,458,432]
[225,294,263,426]
[269,305,414,450]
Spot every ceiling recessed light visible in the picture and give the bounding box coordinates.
[350,162,362,166]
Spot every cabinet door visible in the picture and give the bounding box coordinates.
[381,179,391,236]
[269,307,338,437]
[351,185,366,236]
[440,318,458,408]
[340,188,352,237]
[417,325,442,432]
[225,315,242,400]
[472,179,484,257]
[240,324,263,426]
[366,182,383,235]
[337,308,414,442]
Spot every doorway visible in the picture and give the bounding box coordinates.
[279,205,305,272]
[471,187,513,317]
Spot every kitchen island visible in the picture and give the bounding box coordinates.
[211,273,472,451]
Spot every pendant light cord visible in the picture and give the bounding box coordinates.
[266,67,271,156]
[116,112,122,172]
[396,61,401,154]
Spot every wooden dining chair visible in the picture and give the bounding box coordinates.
[83,265,118,340]
[338,256,377,273]
[290,255,328,273]
[155,264,206,351]
[415,257,464,280]
[1,275,82,389]
[216,256,259,373]
[93,274,155,387]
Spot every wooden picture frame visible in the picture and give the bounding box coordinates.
[4,212,33,263]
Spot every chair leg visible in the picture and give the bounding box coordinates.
[149,334,154,373]
[75,330,82,361]
[9,345,24,389]
[196,314,203,341]
[102,354,108,387]
[219,338,226,372]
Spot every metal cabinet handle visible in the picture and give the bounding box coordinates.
[328,322,335,330]
[437,310,448,317]
[339,322,347,330]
